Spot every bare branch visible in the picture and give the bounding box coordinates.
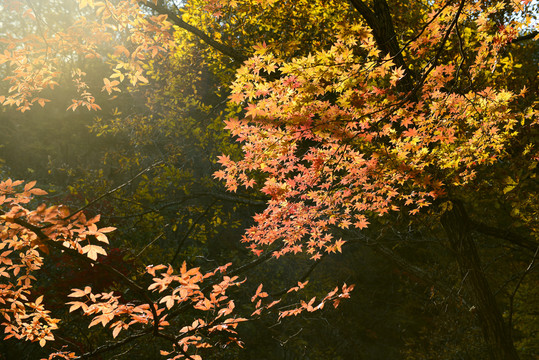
[57,161,164,223]
[169,200,218,265]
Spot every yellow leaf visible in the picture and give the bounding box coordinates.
[79,0,94,9]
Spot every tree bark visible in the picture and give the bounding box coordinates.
[349,0,415,92]
[441,201,519,360]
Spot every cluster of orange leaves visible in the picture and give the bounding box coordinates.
[65,261,249,358]
[0,179,354,359]
[0,179,115,346]
[250,281,355,318]
[0,0,174,112]
[214,1,536,259]
[0,180,236,358]
[2,0,537,357]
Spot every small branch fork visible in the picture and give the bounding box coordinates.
[59,160,164,223]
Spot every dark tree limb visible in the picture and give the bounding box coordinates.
[203,191,267,206]
[56,161,164,223]
[510,31,538,44]
[358,235,468,306]
[508,246,539,338]
[349,0,415,91]
[142,1,248,63]
[77,331,151,359]
[469,219,539,252]
[271,253,327,298]
[104,191,266,220]
[412,0,466,94]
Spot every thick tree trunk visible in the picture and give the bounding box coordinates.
[441,201,519,360]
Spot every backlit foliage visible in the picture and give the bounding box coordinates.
[0,0,538,358]
[216,2,538,259]
[0,180,353,358]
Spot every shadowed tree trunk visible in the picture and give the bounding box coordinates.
[349,0,415,92]
[441,201,519,360]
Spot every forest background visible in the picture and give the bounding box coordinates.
[0,0,538,359]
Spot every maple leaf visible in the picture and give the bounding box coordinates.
[253,41,268,55]
[403,127,418,137]
[230,91,245,103]
[30,188,47,195]
[334,239,346,253]
[390,67,405,87]
[78,0,94,9]
[251,284,268,302]
[245,103,262,118]
[112,325,122,339]
[354,217,369,229]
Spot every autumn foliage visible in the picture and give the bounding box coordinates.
[0,178,355,358]
[0,0,538,358]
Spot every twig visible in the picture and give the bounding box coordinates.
[169,200,217,265]
[271,253,328,297]
[58,161,164,223]
[508,246,539,336]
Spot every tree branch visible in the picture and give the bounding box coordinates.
[508,246,539,336]
[469,220,538,252]
[412,0,466,93]
[142,1,248,63]
[271,253,327,298]
[57,161,164,223]
[0,209,162,337]
[203,191,267,207]
[77,331,151,359]
[510,31,538,44]
[360,237,468,306]
[349,0,415,91]
[169,200,217,265]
